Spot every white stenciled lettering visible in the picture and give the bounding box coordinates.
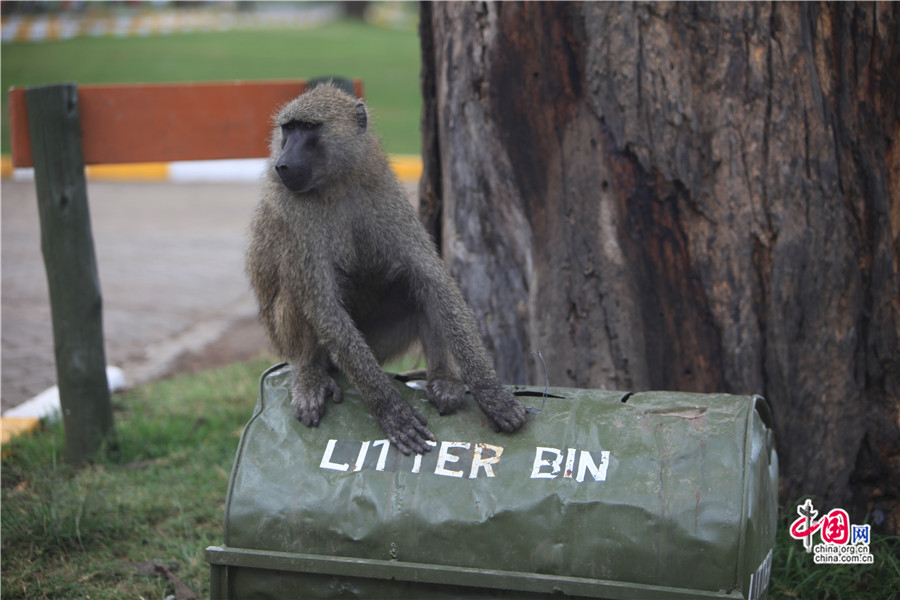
[435,441,471,477]
[372,439,390,471]
[748,548,773,600]
[531,446,611,482]
[411,440,439,473]
[470,443,504,479]
[351,441,370,473]
[319,439,350,472]
[564,448,577,478]
[576,450,610,482]
[319,439,610,482]
[531,447,563,479]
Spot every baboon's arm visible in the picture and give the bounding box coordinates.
[293,266,435,454]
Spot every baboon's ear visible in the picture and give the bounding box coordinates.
[355,100,367,133]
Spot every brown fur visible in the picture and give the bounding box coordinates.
[246,83,526,454]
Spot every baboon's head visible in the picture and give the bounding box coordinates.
[271,83,369,193]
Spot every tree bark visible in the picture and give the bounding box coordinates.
[420,1,899,532]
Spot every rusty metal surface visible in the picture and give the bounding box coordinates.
[209,364,777,599]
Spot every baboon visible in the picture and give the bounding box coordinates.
[246,83,527,454]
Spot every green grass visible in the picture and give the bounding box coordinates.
[769,507,899,599]
[1,358,273,599]
[3,358,897,599]
[1,19,422,155]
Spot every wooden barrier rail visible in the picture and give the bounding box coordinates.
[9,79,364,166]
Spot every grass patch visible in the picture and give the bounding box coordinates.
[3,357,896,599]
[1,358,273,600]
[769,506,900,599]
[1,19,422,155]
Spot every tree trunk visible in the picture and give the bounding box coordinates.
[419,1,899,532]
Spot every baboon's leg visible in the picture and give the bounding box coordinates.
[418,313,467,415]
[274,297,343,427]
[290,350,343,427]
[416,270,527,433]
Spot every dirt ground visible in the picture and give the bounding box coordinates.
[165,315,276,376]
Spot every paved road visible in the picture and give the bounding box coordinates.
[1,179,271,411]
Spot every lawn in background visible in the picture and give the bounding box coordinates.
[1,18,422,156]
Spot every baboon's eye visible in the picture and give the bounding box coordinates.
[282,121,318,132]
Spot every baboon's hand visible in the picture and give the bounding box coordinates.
[472,385,527,433]
[291,368,343,427]
[426,377,467,415]
[376,392,436,455]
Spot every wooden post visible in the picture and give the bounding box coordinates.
[25,83,113,464]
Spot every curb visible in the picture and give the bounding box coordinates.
[1,154,422,184]
[0,418,41,446]
[1,366,126,448]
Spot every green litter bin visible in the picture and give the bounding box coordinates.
[207,363,777,599]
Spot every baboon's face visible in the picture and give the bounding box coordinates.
[271,85,368,194]
[275,119,324,193]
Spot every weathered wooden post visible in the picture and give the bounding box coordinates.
[24,83,113,464]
